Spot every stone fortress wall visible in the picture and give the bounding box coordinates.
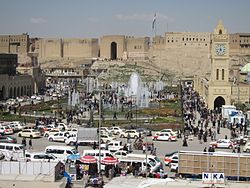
[0,31,250,78]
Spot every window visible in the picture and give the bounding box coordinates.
[216,69,219,80]
[222,69,225,80]
[0,145,5,149]
[6,146,13,151]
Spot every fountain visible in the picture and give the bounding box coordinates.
[68,89,80,107]
[126,72,149,108]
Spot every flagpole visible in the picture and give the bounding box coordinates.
[154,17,156,37]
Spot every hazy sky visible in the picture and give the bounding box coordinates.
[0,0,249,38]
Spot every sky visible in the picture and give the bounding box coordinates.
[0,0,250,38]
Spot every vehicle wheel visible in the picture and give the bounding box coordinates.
[70,142,75,146]
[18,134,22,137]
[44,133,48,137]
[106,140,110,144]
[49,138,53,142]
[30,135,33,138]
[246,149,250,153]
[153,138,156,141]
[229,145,233,149]
[168,138,171,142]
[134,135,138,139]
[120,135,124,138]
[100,139,104,143]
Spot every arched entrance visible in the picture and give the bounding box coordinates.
[0,86,5,100]
[9,87,13,98]
[214,96,225,111]
[110,42,117,60]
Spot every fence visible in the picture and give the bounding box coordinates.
[0,161,58,176]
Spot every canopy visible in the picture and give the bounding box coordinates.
[67,153,80,161]
[101,157,118,165]
[80,155,97,164]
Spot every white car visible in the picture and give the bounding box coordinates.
[109,127,124,135]
[100,127,112,134]
[17,129,41,138]
[100,134,116,143]
[0,126,14,135]
[119,130,140,139]
[209,139,237,149]
[153,132,177,142]
[159,129,178,136]
[48,132,70,142]
[113,150,128,158]
[25,152,59,162]
[8,121,25,132]
[44,129,60,137]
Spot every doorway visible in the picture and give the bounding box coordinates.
[214,96,225,111]
[110,42,117,60]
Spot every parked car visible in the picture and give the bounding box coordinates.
[48,132,70,142]
[243,142,250,153]
[136,127,152,136]
[17,129,41,138]
[25,152,59,162]
[113,150,128,158]
[0,126,14,135]
[119,130,140,139]
[152,132,177,141]
[100,134,116,144]
[44,129,60,137]
[0,135,17,143]
[109,127,124,135]
[209,139,237,149]
[8,121,25,132]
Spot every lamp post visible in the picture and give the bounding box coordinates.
[98,92,102,174]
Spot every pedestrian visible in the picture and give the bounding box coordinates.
[142,144,146,153]
[203,147,207,153]
[93,141,97,150]
[29,138,32,149]
[22,138,26,147]
[182,138,188,147]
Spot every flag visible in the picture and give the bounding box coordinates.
[152,13,156,31]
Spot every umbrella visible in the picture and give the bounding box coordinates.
[67,153,80,161]
[80,155,97,164]
[101,157,119,165]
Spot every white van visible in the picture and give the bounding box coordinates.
[119,156,158,173]
[82,149,114,161]
[25,151,59,162]
[126,153,163,171]
[0,143,25,160]
[45,145,79,162]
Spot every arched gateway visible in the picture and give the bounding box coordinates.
[214,96,225,110]
[110,42,117,60]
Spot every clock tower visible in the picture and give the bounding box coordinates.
[210,20,230,84]
[207,20,231,109]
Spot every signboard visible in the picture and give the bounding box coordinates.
[202,172,225,184]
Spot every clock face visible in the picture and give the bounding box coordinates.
[215,44,226,56]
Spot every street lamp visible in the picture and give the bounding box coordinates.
[98,92,102,174]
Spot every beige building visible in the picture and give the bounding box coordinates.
[0,54,34,100]
[0,34,29,54]
[230,33,250,55]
